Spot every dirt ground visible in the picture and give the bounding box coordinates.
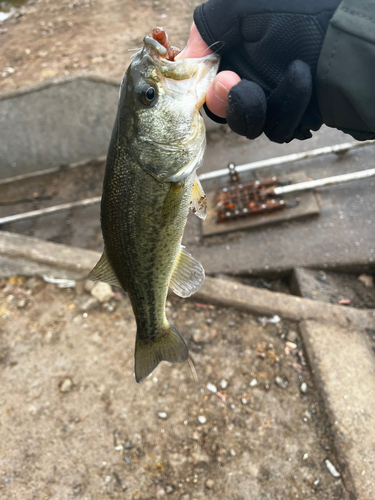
[0,0,196,94]
[0,276,346,500]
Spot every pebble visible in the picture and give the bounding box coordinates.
[287,330,299,343]
[219,379,228,390]
[179,494,190,500]
[102,302,115,312]
[91,282,114,303]
[165,485,174,494]
[192,329,210,344]
[275,376,288,389]
[300,382,308,394]
[205,479,214,489]
[59,376,73,393]
[76,296,99,312]
[206,382,217,393]
[133,433,142,445]
[158,412,168,420]
[84,280,95,293]
[249,378,258,387]
[197,415,207,424]
[358,273,373,288]
[325,459,340,478]
[156,485,166,497]
[16,298,27,309]
[192,451,210,463]
[241,398,248,405]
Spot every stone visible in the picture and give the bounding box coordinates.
[16,298,27,309]
[287,330,299,343]
[156,486,166,497]
[90,282,114,303]
[84,279,96,293]
[219,379,228,390]
[205,479,214,489]
[59,376,73,393]
[76,296,99,312]
[358,273,373,288]
[275,377,288,389]
[192,329,211,344]
[325,459,340,478]
[206,383,217,393]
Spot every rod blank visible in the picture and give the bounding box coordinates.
[273,168,375,195]
[0,197,101,226]
[198,140,375,182]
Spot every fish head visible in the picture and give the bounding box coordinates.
[117,36,220,182]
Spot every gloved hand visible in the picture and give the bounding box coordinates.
[192,0,341,143]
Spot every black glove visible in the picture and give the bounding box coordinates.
[194,0,341,143]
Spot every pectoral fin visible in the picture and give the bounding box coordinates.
[169,246,205,298]
[190,176,207,220]
[88,249,124,289]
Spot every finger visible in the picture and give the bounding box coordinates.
[206,71,241,118]
[226,80,267,139]
[175,22,212,60]
[265,60,312,143]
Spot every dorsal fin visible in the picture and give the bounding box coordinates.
[190,175,207,220]
[169,246,205,298]
[88,249,124,289]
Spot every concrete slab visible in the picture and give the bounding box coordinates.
[1,229,374,331]
[0,75,118,180]
[0,231,98,279]
[0,77,219,182]
[300,320,375,499]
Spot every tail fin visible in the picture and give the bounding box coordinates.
[134,323,188,383]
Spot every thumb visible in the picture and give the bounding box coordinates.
[176,22,212,60]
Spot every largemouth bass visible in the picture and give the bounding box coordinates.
[89,35,219,382]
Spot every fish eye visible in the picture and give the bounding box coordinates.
[139,84,157,106]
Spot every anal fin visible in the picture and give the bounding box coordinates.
[88,248,124,289]
[190,175,207,220]
[169,246,205,298]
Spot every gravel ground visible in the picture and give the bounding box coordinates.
[0,277,346,499]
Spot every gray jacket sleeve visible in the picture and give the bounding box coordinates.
[317,0,375,140]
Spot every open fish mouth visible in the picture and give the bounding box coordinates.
[142,34,219,82]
